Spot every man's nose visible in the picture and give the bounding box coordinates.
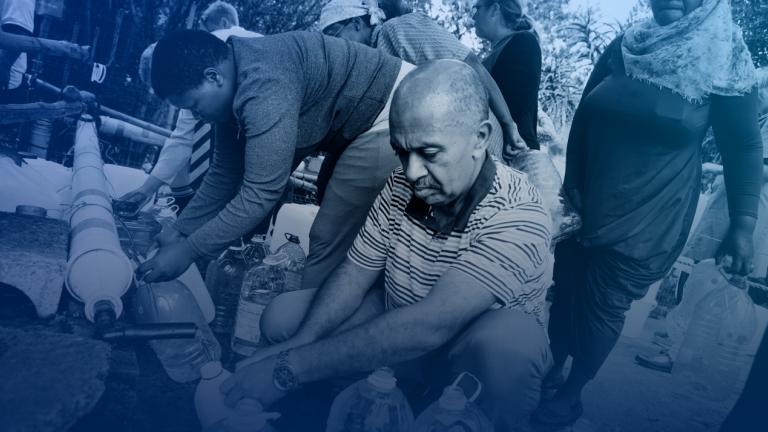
[404,154,427,183]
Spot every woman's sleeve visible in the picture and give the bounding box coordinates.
[711,90,763,219]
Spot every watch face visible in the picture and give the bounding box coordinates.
[273,351,298,392]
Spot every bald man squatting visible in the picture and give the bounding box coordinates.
[220,60,554,430]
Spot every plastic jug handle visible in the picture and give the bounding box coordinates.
[451,371,483,402]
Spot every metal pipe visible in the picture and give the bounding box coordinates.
[28,76,173,138]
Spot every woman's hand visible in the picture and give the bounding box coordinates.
[716,216,756,275]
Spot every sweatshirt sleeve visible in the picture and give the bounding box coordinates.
[183,75,302,258]
[711,90,763,219]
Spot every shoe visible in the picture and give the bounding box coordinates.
[635,352,673,373]
[530,399,584,429]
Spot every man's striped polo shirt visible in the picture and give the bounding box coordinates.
[348,156,553,325]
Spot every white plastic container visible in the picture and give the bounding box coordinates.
[326,367,414,432]
[195,361,280,432]
[412,373,493,432]
[196,361,239,429]
[134,279,221,383]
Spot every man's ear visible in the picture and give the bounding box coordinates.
[203,67,223,85]
[473,119,492,158]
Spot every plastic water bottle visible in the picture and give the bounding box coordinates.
[196,361,239,429]
[134,280,221,383]
[326,367,414,432]
[275,233,306,292]
[663,259,723,353]
[412,372,493,432]
[195,361,280,432]
[675,268,758,399]
[206,246,249,335]
[230,253,288,356]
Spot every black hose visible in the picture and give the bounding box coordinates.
[100,323,198,342]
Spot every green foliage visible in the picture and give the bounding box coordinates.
[732,0,768,67]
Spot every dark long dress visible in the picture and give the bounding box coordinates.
[548,36,763,379]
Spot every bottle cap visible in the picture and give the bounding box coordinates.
[200,361,223,379]
[367,367,397,392]
[439,386,468,411]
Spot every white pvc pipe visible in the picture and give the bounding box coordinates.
[65,115,133,322]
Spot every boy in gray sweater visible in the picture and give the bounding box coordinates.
[138,30,414,291]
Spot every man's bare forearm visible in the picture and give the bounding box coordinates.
[292,260,380,344]
[291,303,451,384]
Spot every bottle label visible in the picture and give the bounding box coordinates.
[233,299,267,344]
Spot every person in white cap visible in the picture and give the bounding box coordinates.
[317,0,526,158]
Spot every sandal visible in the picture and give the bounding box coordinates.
[635,351,673,374]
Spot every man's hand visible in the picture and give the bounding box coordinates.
[137,240,196,282]
[717,217,756,276]
[221,355,286,408]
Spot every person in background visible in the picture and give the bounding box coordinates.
[118,1,261,211]
[317,0,525,160]
[0,0,35,94]
[472,0,541,151]
[536,0,763,427]
[222,60,553,431]
[135,29,415,290]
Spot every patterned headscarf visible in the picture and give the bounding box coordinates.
[622,0,756,102]
[317,0,387,33]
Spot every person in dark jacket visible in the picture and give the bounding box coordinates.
[472,0,541,151]
[534,0,764,427]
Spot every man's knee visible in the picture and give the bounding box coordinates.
[455,310,549,363]
[260,289,316,344]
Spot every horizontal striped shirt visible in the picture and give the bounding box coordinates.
[348,159,553,324]
[371,12,471,65]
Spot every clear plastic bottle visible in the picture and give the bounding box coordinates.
[133,279,221,383]
[230,253,288,356]
[675,269,758,399]
[663,259,723,354]
[275,233,306,292]
[412,373,493,432]
[206,246,249,335]
[326,367,414,432]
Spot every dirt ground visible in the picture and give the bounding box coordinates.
[558,331,757,432]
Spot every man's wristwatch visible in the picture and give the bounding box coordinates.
[272,350,300,392]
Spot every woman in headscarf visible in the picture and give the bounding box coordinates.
[535,0,763,427]
[472,0,541,151]
[317,0,526,158]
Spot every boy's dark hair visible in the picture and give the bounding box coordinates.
[151,30,229,100]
